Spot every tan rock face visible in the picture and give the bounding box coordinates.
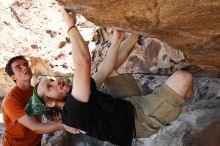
[59,0,220,76]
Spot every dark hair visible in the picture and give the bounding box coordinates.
[5,55,28,76]
[35,81,50,104]
[36,82,61,119]
[35,81,61,119]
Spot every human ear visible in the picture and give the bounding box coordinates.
[46,100,56,107]
[11,75,17,81]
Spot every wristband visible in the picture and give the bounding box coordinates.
[67,25,77,36]
[67,25,76,33]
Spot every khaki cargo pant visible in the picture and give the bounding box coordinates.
[99,74,184,138]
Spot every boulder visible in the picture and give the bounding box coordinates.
[58,0,220,77]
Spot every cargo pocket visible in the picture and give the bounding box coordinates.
[148,101,181,125]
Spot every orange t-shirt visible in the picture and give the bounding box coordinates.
[2,86,42,146]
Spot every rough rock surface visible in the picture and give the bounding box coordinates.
[1,0,220,146]
[58,0,220,77]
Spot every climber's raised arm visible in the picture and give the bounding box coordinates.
[92,30,125,88]
[61,7,91,102]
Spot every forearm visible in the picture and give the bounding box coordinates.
[61,7,90,67]
[33,122,64,134]
[92,40,121,88]
[114,33,138,69]
[69,28,91,68]
[18,115,64,134]
[98,40,121,74]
